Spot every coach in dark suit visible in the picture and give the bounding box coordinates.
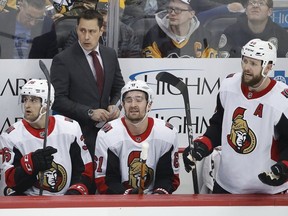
[50,10,125,159]
[0,0,57,59]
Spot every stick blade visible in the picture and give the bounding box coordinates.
[39,60,51,82]
[156,72,186,93]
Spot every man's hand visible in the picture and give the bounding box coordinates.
[182,136,213,173]
[31,146,57,173]
[90,108,110,122]
[107,104,121,121]
[258,161,288,186]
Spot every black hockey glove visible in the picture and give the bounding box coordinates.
[258,161,288,186]
[183,136,212,173]
[123,188,139,195]
[31,146,57,174]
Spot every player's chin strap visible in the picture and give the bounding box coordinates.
[249,65,272,92]
[24,106,47,124]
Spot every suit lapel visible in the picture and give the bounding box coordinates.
[73,43,100,94]
[99,45,110,96]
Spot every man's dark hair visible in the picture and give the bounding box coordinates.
[77,9,104,28]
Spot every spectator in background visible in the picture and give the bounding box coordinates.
[218,0,288,58]
[64,0,142,57]
[0,79,93,195]
[95,80,180,194]
[0,0,58,59]
[50,9,125,164]
[122,0,244,27]
[142,0,218,58]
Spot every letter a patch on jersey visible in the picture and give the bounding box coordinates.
[254,103,263,118]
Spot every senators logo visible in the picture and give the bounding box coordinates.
[227,107,257,154]
[35,161,67,192]
[125,151,154,189]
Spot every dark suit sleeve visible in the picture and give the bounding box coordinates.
[50,53,92,125]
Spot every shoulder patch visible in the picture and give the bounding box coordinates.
[226,73,235,78]
[165,122,174,130]
[101,123,113,133]
[5,126,15,134]
[281,89,288,98]
[64,117,74,122]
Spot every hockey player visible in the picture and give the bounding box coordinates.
[0,79,93,195]
[183,38,288,194]
[94,80,180,194]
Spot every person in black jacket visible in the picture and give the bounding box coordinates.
[218,0,288,58]
[63,0,141,57]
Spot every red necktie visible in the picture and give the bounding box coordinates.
[89,50,104,96]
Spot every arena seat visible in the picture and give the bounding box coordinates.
[54,16,78,52]
[130,16,157,48]
[202,14,240,45]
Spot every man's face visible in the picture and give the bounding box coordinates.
[77,18,103,51]
[246,0,272,23]
[167,0,194,27]
[241,56,264,87]
[123,91,149,124]
[21,95,42,122]
[18,3,45,28]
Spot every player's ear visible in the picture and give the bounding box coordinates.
[267,8,273,16]
[147,102,152,112]
[264,63,273,75]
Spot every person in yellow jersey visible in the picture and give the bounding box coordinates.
[51,0,125,20]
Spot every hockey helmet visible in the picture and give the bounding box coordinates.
[121,80,154,103]
[241,38,277,70]
[20,79,54,107]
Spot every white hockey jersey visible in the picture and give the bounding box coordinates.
[95,117,180,194]
[210,73,288,194]
[0,115,93,196]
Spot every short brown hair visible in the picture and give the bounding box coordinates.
[77,9,104,28]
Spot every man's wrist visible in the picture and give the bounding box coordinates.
[88,109,94,118]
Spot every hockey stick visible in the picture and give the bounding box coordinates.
[139,141,149,194]
[156,72,199,194]
[38,60,52,196]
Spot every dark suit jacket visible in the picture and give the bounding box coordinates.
[50,42,125,154]
[0,10,58,59]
